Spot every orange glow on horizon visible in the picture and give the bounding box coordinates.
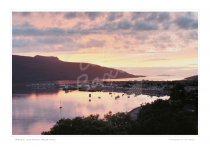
[13,12,198,76]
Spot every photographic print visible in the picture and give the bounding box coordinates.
[12,12,198,135]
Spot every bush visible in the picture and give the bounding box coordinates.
[42,84,198,135]
[42,112,133,135]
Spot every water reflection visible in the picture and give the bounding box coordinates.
[12,90,169,135]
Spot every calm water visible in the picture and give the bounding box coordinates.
[12,89,169,135]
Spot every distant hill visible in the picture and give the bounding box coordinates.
[184,75,198,80]
[12,55,140,83]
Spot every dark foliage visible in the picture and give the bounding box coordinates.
[42,112,133,135]
[42,80,198,135]
[131,99,197,135]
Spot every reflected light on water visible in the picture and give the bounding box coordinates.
[13,90,169,135]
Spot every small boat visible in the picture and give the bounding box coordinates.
[64,90,69,93]
[115,95,120,100]
[98,96,101,99]
[59,100,63,109]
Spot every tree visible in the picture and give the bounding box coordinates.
[170,84,186,101]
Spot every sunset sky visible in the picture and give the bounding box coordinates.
[12,12,198,78]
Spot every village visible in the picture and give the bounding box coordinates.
[25,79,197,97]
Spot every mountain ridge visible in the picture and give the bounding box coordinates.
[12,55,141,83]
[184,75,198,80]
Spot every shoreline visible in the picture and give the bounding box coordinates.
[128,107,141,121]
